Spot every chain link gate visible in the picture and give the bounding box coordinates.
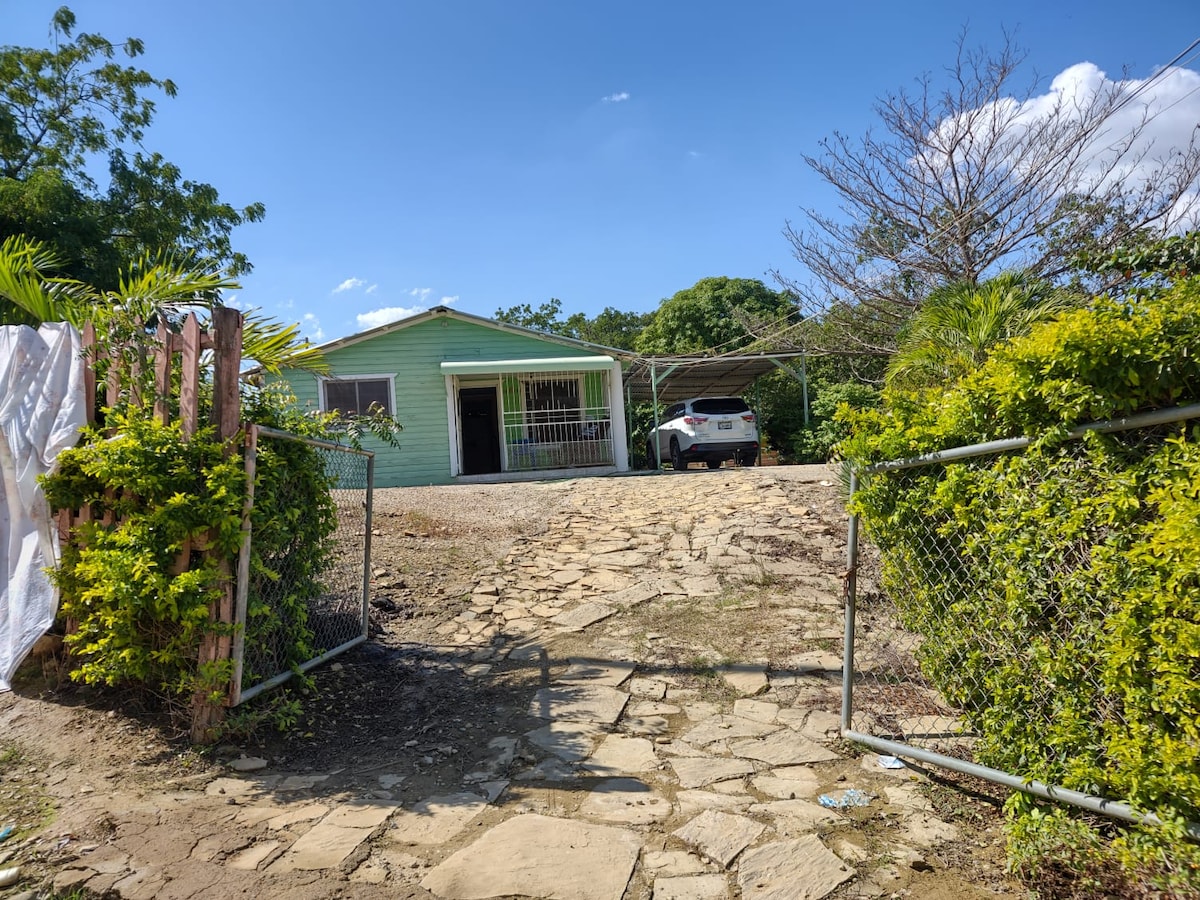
[232,424,374,705]
[842,404,1200,834]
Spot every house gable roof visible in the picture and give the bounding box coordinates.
[314,306,635,360]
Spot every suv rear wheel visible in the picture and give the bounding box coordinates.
[670,438,686,471]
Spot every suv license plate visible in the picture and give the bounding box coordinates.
[718,420,733,430]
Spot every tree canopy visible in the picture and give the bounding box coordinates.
[775,34,1200,355]
[0,7,264,287]
[634,277,795,356]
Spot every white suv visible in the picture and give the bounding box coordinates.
[647,397,760,470]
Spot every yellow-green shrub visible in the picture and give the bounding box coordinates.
[842,277,1200,893]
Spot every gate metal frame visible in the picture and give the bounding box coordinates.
[842,403,1200,838]
[231,423,375,705]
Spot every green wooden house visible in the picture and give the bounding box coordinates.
[270,307,633,487]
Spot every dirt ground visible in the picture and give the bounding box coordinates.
[0,466,1019,899]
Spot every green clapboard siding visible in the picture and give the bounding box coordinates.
[271,315,607,487]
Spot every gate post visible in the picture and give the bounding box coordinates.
[191,307,243,742]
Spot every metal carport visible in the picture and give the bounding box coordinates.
[621,351,811,466]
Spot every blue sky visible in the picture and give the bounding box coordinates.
[5,1,1199,343]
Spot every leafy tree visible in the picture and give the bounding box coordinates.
[886,272,1079,389]
[493,298,566,332]
[493,299,652,351]
[1085,229,1200,287]
[775,33,1200,355]
[790,380,881,462]
[0,235,324,375]
[563,306,652,350]
[0,7,264,286]
[635,276,795,355]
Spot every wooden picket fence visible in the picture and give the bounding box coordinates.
[56,307,244,740]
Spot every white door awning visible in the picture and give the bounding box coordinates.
[440,356,615,375]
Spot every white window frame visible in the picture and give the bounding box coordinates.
[317,373,398,416]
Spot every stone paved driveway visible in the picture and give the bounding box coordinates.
[39,466,1011,900]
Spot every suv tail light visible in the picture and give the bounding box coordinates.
[683,415,708,425]
[741,413,756,423]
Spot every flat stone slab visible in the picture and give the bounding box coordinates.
[681,716,778,747]
[606,581,662,607]
[583,735,659,775]
[578,777,672,824]
[749,799,840,831]
[718,664,768,696]
[676,790,753,817]
[265,803,329,830]
[515,757,579,782]
[227,840,281,871]
[902,812,960,847]
[669,757,756,789]
[553,603,617,630]
[736,836,853,900]
[323,801,399,828]
[623,714,671,737]
[751,770,821,800]
[630,677,668,699]
[732,699,779,723]
[530,683,629,725]
[643,850,708,877]
[558,658,637,686]
[653,873,729,900]
[589,550,650,568]
[672,810,765,868]
[525,721,607,762]
[389,793,489,844]
[421,814,641,900]
[728,731,841,765]
[272,820,375,871]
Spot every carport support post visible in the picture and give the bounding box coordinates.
[801,353,809,426]
[768,357,810,427]
[650,361,661,467]
[625,381,634,464]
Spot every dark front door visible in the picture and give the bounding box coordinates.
[459,387,501,475]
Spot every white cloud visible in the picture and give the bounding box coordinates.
[277,298,295,310]
[926,62,1200,228]
[687,150,702,158]
[356,306,426,329]
[333,277,366,294]
[366,284,378,294]
[301,312,324,342]
[440,295,459,306]
[408,287,433,301]
[602,91,630,103]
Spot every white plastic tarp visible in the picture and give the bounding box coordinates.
[0,323,86,690]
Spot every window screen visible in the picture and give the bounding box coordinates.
[323,378,392,415]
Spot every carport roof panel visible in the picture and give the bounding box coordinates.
[623,352,808,404]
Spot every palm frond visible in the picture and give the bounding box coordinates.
[0,235,92,326]
[240,312,329,375]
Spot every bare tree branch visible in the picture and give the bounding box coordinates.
[774,32,1200,355]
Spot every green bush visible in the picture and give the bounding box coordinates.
[789,380,880,462]
[43,414,245,707]
[841,277,1200,893]
[42,384,389,730]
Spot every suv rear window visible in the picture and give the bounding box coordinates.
[691,398,750,415]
